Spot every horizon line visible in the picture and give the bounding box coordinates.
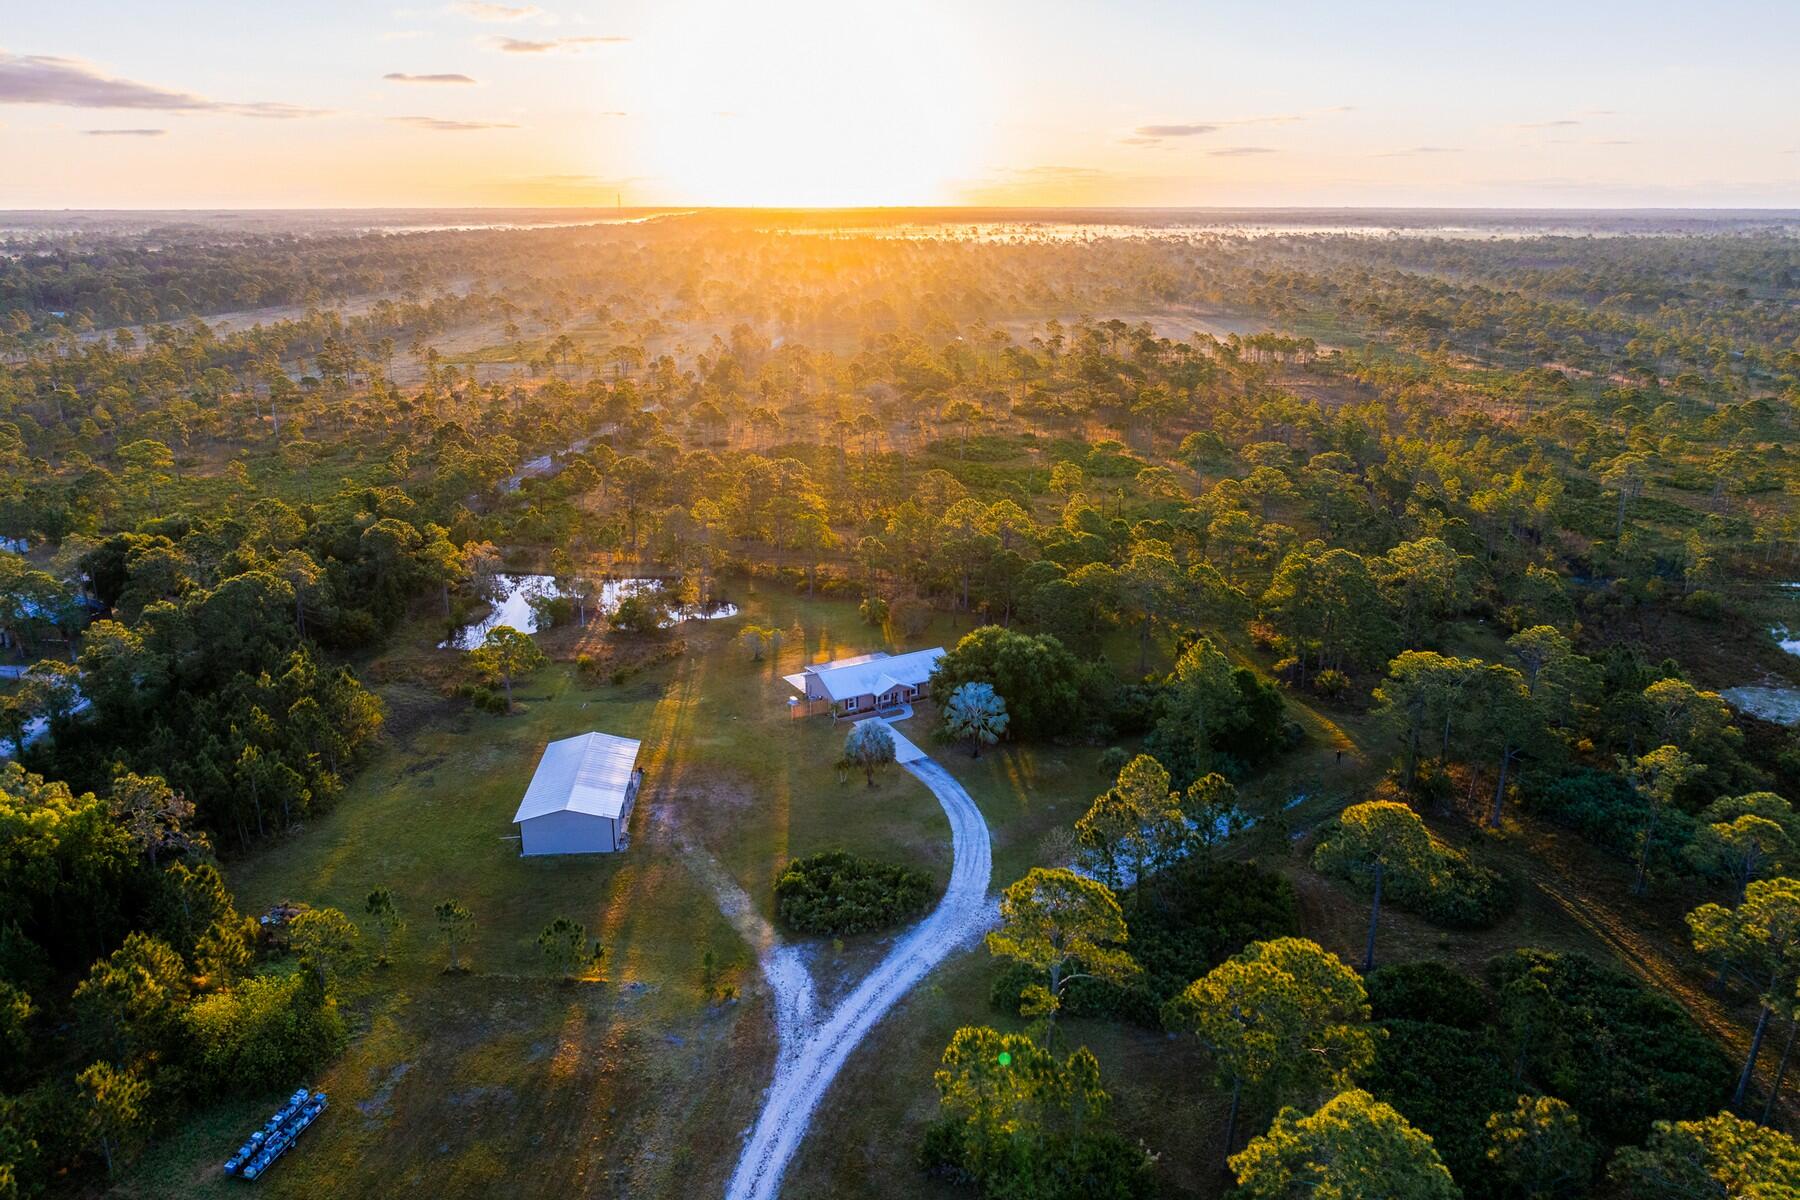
[5,203,1800,216]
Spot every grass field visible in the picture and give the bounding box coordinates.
[122,588,1113,1199]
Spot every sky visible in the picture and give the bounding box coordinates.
[2,0,1797,209]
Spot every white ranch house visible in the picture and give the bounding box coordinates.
[512,731,644,855]
[783,647,945,718]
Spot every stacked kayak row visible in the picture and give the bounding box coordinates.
[223,1089,327,1180]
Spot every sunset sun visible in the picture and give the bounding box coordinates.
[624,0,992,206]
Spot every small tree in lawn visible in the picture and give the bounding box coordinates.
[1312,800,1434,971]
[1162,937,1375,1162]
[365,886,403,966]
[288,906,364,991]
[700,947,735,1004]
[844,721,896,787]
[77,1060,150,1179]
[436,899,473,972]
[1230,1089,1458,1200]
[986,867,1138,1046]
[1686,877,1800,1109]
[741,624,780,661]
[1485,1094,1597,1199]
[941,681,1009,758]
[538,917,603,981]
[468,624,547,709]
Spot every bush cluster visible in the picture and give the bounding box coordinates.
[1313,819,1517,931]
[184,973,348,1097]
[1488,949,1734,1146]
[919,1116,1154,1200]
[991,861,1300,1025]
[1366,952,1732,1198]
[1388,849,1517,930]
[774,851,934,936]
[452,681,512,713]
[1525,768,1696,866]
[1366,960,1490,1029]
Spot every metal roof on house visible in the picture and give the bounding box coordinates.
[805,647,944,702]
[512,732,642,824]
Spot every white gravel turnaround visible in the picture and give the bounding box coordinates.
[724,757,993,1200]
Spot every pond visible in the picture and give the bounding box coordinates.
[438,574,739,650]
[1722,612,1800,725]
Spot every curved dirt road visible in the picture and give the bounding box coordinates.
[725,757,992,1200]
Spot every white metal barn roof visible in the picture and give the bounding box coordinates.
[798,647,945,702]
[513,732,643,823]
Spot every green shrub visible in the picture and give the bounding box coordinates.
[527,594,575,629]
[1387,849,1517,930]
[774,851,934,936]
[992,861,1299,1025]
[1368,1018,1518,1197]
[183,973,347,1097]
[1367,960,1491,1030]
[1312,817,1517,932]
[1488,949,1734,1146]
[1313,668,1350,698]
[922,1027,1155,1200]
[1526,768,1696,867]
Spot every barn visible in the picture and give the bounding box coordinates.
[512,732,644,855]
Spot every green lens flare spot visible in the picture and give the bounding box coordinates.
[997,1051,1011,1067]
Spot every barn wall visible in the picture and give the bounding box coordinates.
[519,810,616,855]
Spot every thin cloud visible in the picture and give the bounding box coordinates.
[384,72,477,84]
[389,114,518,130]
[84,127,165,136]
[1134,123,1217,138]
[451,2,540,20]
[1209,146,1275,157]
[1518,118,1582,129]
[1129,106,1349,145]
[0,52,327,117]
[493,35,628,52]
[1375,145,1463,157]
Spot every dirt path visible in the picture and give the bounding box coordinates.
[722,757,993,1200]
[667,818,819,1061]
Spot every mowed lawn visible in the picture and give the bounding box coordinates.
[123,588,1001,1199]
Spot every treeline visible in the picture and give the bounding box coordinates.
[1,763,354,1194]
[5,478,552,848]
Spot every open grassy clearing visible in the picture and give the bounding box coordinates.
[121,589,1071,1198]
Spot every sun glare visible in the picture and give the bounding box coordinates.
[624,0,992,206]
